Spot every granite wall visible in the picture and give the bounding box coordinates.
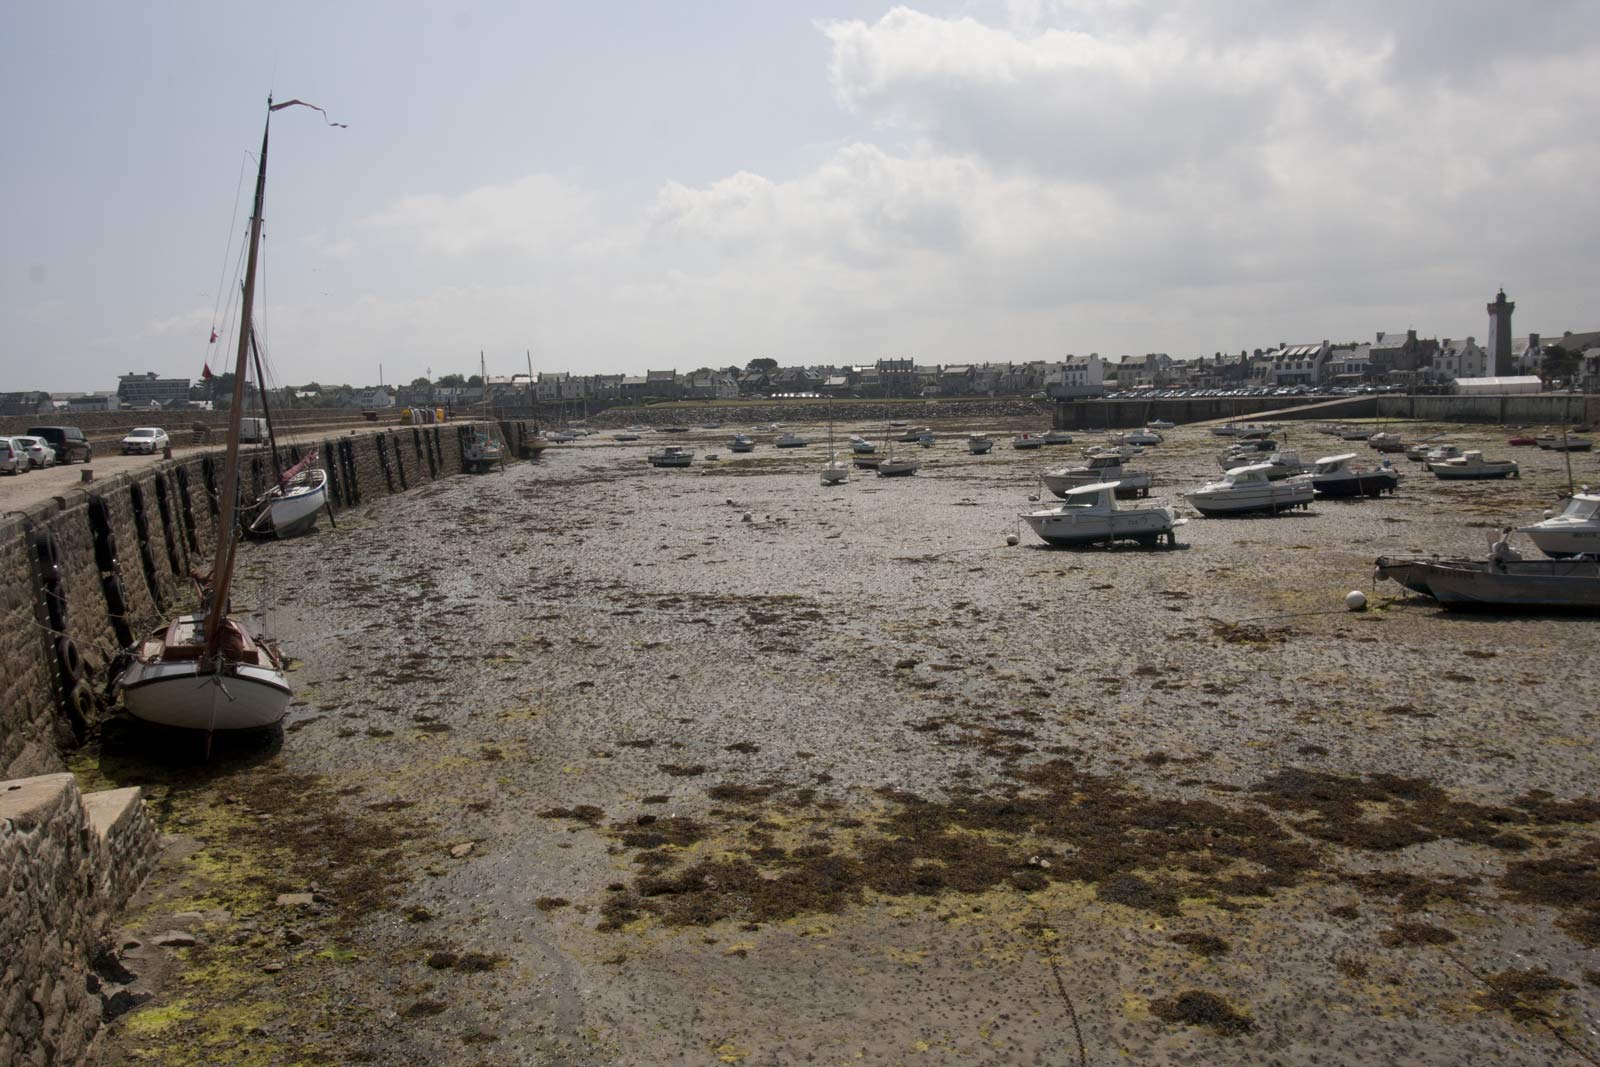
[0,419,522,782]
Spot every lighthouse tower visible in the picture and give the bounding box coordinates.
[1487,289,1515,376]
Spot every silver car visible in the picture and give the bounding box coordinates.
[0,437,30,474]
[11,435,55,468]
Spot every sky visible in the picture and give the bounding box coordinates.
[4,0,1599,392]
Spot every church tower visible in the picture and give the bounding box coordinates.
[1487,288,1515,376]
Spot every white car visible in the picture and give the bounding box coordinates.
[121,427,170,455]
[11,435,55,468]
[1,438,31,474]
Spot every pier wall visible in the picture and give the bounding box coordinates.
[0,419,521,782]
[1375,393,1597,425]
[0,419,524,1066]
[1054,392,1596,429]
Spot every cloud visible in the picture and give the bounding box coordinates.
[360,174,593,257]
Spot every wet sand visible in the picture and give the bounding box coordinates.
[94,419,1600,1065]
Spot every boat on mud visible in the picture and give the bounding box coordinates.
[967,434,994,455]
[1011,434,1046,450]
[729,433,755,453]
[647,446,695,468]
[1375,554,1600,611]
[1520,493,1600,558]
[1185,464,1314,516]
[1310,453,1400,498]
[1430,451,1520,480]
[774,432,811,449]
[1042,454,1152,499]
[1020,482,1185,547]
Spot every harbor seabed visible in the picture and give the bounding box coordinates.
[85,418,1600,1066]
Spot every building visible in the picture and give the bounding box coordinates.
[1487,289,1515,376]
[117,371,191,408]
[1050,355,1105,398]
[1454,376,1542,395]
[352,387,395,409]
[0,391,55,416]
[1432,338,1487,381]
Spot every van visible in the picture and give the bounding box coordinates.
[26,426,92,464]
[239,418,269,443]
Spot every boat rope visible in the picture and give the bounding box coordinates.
[1028,909,1089,1067]
[206,151,253,355]
[1436,945,1600,1067]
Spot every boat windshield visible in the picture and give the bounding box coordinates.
[1062,491,1110,509]
[1559,497,1599,521]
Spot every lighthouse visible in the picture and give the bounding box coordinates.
[1487,289,1515,376]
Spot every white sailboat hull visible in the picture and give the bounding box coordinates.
[263,473,326,538]
[1185,478,1313,515]
[121,660,292,731]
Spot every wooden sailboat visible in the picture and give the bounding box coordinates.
[463,351,506,471]
[115,98,332,732]
[820,399,849,485]
[241,325,329,538]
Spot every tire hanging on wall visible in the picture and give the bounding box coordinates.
[54,635,85,681]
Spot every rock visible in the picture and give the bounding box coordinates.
[740,512,752,523]
[260,962,284,974]
[276,893,315,907]
[283,929,306,946]
[100,989,151,1023]
[450,842,475,858]
[153,931,197,948]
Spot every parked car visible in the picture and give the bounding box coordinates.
[25,426,91,464]
[12,435,55,467]
[120,427,170,455]
[1,438,30,474]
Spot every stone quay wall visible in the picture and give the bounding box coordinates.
[1,774,159,1067]
[0,418,526,783]
[580,398,1054,428]
[0,419,527,1067]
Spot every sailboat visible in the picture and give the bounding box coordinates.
[241,326,329,539]
[876,424,920,478]
[114,97,333,732]
[820,401,849,485]
[463,352,506,472]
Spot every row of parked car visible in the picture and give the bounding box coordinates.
[0,424,178,475]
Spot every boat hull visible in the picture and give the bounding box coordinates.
[264,477,326,538]
[1519,528,1600,559]
[1312,471,1400,498]
[1043,470,1151,499]
[1376,556,1600,611]
[1432,464,1518,480]
[121,660,292,730]
[1186,483,1314,516]
[876,462,919,477]
[1021,509,1183,547]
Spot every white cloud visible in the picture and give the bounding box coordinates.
[361,174,593,257]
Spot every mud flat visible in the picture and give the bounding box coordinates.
[86,419,1600,1065]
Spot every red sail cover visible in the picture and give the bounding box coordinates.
[280,450,317,486]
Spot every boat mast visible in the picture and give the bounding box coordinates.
[205,98,273,655]
[248,323,285,486]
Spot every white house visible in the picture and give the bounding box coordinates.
[1051,354,1105,397]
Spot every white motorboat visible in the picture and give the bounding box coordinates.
[1020,482,1186,547]
[1082,444,1143,461]
[967,434,994,455]
[1111,428,1164,446]
[647,446,695,468]
[729,434,755,453]
[1185,464,1314,516]
[1042,454,1153,499]
[1219,450,1310,480]
[612,432,641,441]
[896,426,931,442]
[1217,441,1277,467]
[114,98,342,734]
[1011,434,1046,450]
[1368,432,1406,453]
[1536,434,1594,452]
[1520,493,1600,558]
[1408,441,1459,460]
[1310,453,1401,498]
[774,433,811,448]
[1147,419,1175,430]
[1041,430,1075,446]
[1210,424,1243,437]
[1421,445,1465,468]
[1336,426,1374,441]
[1430,451,1519,480]
[850,435,876,454]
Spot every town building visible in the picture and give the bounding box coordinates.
[117,371,191,408]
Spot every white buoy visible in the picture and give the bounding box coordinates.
[1005,533,1020,546]
[1345,590,1367,611]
